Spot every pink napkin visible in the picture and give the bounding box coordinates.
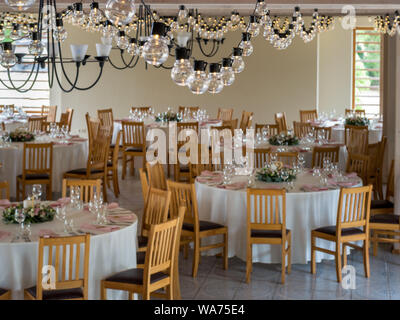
[39,229,59,237]
[69,138,87,142]
[302,184,329,192]
[54,142,73,146]
[50,197,70,207]
[334,181,359,187]
[108,214,136,223]
[108,202,119,209]
[80,223,120,233]
[0,230,11,241]
[217,182,247,190]
[196,177,222,184]
[345,172,358,178]
[200,171,222,177]
[0,199,11,207]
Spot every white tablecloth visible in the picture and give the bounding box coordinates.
[0,138,88,199]
[2,120,28,132]
[0,205,137,300]
[195,172,362,264]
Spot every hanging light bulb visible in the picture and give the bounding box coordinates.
[105,0,136,26]
[53,15,68,42]
[1,42,17,68]
[231,47,245,74]
[221,58,235,86]
[255,0,268,16]
[188,60,210,95]
[28,31,44,56]
[248,16,260,37]
[10,24,20,40]
[171,47,193,86]
[239,32,253,56]
[231,11,240,25]
[90,2,103,24]
[102,20,117,38]
[142,22,169,66]
[208,63,224,94]
[4,0,35,11]
[18,23,29,37]
[72,2,85,26]
[117,30,129,50]
[127,38,138,55]
[178,5,188,22]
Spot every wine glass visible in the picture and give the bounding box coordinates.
[14,208,25,239]
[297,154,305,172]
[270,152,278,163]
[32,184,42,201]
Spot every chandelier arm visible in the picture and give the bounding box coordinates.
[3,61,39,90]
[120,50,138,68]
[196,39,217,57]
[73,64,104,91]
[3,63,41,93]
[52,61,81,93]
[108,53,136,70]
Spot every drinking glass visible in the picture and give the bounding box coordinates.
[312,166,321,177]
[14,208,25,237]
[297,154,305,171]
[270,153,277,163]
[32,184,42,201]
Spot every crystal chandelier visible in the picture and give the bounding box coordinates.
[374,12,400,36]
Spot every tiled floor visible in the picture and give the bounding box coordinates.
[108,169,400,300]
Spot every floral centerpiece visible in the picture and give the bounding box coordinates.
[268,132,299,146]
[2,203,55,224]
[8,129,35,142]
[345,116,370,126]
[155,111,182,123]
[256,161,297,183]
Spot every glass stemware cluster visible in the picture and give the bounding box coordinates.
[88,191,107,225]
[129,108,154,121]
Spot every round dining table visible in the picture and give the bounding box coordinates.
[0,135,88,199]
[195,171,362,265]
[0,203,138,300]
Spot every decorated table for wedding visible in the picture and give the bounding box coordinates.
[0,134,88,198]
[0,201,138,300]
[195,170,362,264]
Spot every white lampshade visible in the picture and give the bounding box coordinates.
[70,44,88,62]
[96,43,112,57]
[176,30,192,47]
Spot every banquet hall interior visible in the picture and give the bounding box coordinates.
[0,0,399,301]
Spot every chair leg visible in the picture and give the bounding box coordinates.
[100,282,107,300]
[16,179,20,201]
[281,243,286,284]
[128,292,134,300]
[343,244,347,267]
[102,176,108,203]
[46,182,51,200]
[130,156,135,176]
[122,154,126,180]
[311,233,316,274]
[287,234,292,274]
[22,183,26,202]
[335,242,342,283]
[363,239,370,278]
[167,283,173,300]
[246,243,252,283]
[143,290,150,300]
[372,230,378,256]
[223,232,228,270]
[192,237,200,278]
[112,170,119,197]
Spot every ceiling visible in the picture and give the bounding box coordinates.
[1,0,400,16]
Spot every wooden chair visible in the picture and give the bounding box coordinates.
[345,108,366,117]
[42,105,57,123]
[271,151,298,166]
[175,122,199,182]
[239,111,253,133]
[121,121,146,179]
[0,181,10,199]
[57,113,69,128]
[167,180,228,278]
[370,159,394,216]
[345,125,369,154]
[137,188,171,253]
[246,188,291,283]
[217,108,233,121]
[275,112,287,133]
[139,168,149,203]
[0,104,14,113]
[62,179,101,203]
[311,185,372,282]
[66,108,74,132]
[63,132,110,202]
[178,106,199,114]
[85,113,100,147]
[300,109,318,122]
[222,119,238,131]
[311,146,340,168]
[132,106,152,113]
[293,121,312,138]
[28,116,46,132]
[367,137,387,200]
[254,148,271,169]
[146,161,167,190]
[255,124,279,136]
[0,289,11,300]
[97,108,114,134]
[16,143,53,201]
[24,234,90,300]
[346,152,370,185]
[107,130,121,197]
[101,215,181,300]
[313,126,332,141]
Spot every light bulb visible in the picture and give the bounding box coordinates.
[221,58,235,86]
[248,16,260,37]
[105,0,136,26]
[1,42,16,68]
[5,0,35,11]
[53,17,67,42]
[28,32,44,56]
[171,47,193,86]
[117,31,129,49]
[231,11,240,24]
[231,48,245,73]
[239,32,253,56]
[142,22,169,66]
[127,38,138,55]
[72,2,85,26]
[208,63,224,94]
[178,5,188,22]
[90,2,103,24]
[255,0,268,16]
[188,60,210,95]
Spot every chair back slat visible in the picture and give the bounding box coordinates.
[122,121,146,147]
[28,116,46,132]
[146,162,167,190]
[386,160,395,200]
[23,143,53,177]
[239,111,253,132]
[345,125,368,154]
[167,181,198,227]
[346,152,370,184]
[293,121,312,138]
[275,112,287,133]
[66,108,74,132]
[312,146,340,168]
[97,108,114,132]
[300,109,318,122]
[217,108,233,121]
[139,168,149,203]
[62,179,101,203]
[254,148,271,169]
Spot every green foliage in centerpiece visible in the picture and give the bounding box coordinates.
[345,117,370,127]
[2,204,56,224]
[155,111,182,122]
[8,129,35,142]
[256,162,297,183]
[268,133,299,146]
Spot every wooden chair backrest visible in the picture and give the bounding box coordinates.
[178,106,199,114]
[139,168,149,203]
[167,180,198,227]
[346,152,370,184]
[62,179,101,203]
[345,109,366,117]
[293,121,312,138]
[121,121,146,148]
[275,112,287,133]
[300,109,318,122]
[239,111,253,132]
[270,151,298,166]
[58,113,69,128]
[141,187,171,237]
[345,125,368,154]
[35,235,90,300]
[42,105,57,123]
[112,130,121,166]
[85,113,100,146]
[146,161,167,190]
[22,143,53,178]
[97,108,114,132]
[254,148,271,169]
[0,181,10,200]
[28,116,46,132]
[313,126,332,140]
[255,124,279,136]
[86,133,110,174]
[222,119,238,130]
[217,108,233,121]
[66,108,74,132]
[312,146,340,168]
[336,185,372,233]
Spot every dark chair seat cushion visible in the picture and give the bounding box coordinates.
[137,251,145,265]
[370,214,400,224]
[0,288,8,296]
[138,235,148,248]
[65,168,104,175]
[125,147,143,153]
[17,173,49,180]
[26,286,83,300]
[105,268,168,285]
[371,200,394,210]
[251,229,290,238]
[314,226,364,236]
[183,220,225,232]
[180,166,189,173]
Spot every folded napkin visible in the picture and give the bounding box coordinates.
[345,172,358,178]
[54,142,73,146]
[108,202,119,209]
[200,170,222,177]
[196,176,222,184]
[80,223,120,233]
[329,180,358,188]
[69,138,87,142]
[217,181,247,190]
[108,214,136,223]
[0,230,11,241]
[50,197,70,207]
[39,229,59,237]
[0,199,11,207]
[301,184,329,192]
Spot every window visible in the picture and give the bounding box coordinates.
[352,28,383,116]
[0,38,49,111]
